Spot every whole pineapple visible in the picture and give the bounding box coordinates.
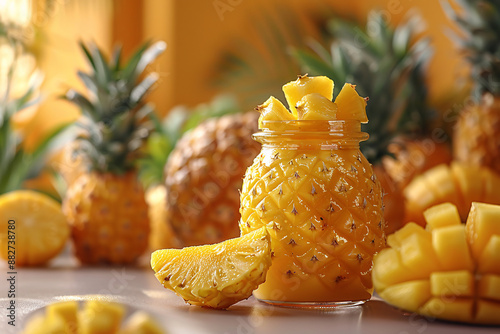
[164,111,260,246]
[62,41,165,264]
[294,12,450,233]
[444,0,500,173]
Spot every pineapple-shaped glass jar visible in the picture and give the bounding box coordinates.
[239,75,386,307]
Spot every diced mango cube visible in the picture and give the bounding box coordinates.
[399,233,440,279]
[282,75,334,116]
[372,248,415,291]
[432,225,474,271]
[475,300,500,325]
[478,275,500,301]
[378,280,431,312]
[465,202,500,261]
[451,163,484,216]
[430,270,474,297]
[478,235,500,275]
[419,298,474,323]
[387,222,428,249]
[424,202,461,231]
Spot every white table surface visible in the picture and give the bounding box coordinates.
[0,252,497,334]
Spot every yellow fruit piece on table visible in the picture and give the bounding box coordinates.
[0,190,69,266]
[295,93,337,120]
[334,83,368,123]
[46,301,78,333]
[282,74,334,116]
[478,275,500,301]
[466,202,500,261]
[478,235,500,275]
[378,280,431,312]
[372,248,415,291]
[419,298,474,324]
[256,96,295,129]
[121,311,163,334]
[79,300,125,334]
[151,227,271,309]
[430,270,474,297]
[432,225,474,271]
[424,202,462,231]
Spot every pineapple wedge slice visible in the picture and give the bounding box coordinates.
[295,93,338,120]
[151,227,271,309]
[256,96,295,129]
[374,202,500,325]
[282,74,334,116]
[334,83,369,123]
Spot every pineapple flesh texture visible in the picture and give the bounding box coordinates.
[374,202,500,325]
[151,227,272,309]
[241,75,385,303]
[63,172,149,265]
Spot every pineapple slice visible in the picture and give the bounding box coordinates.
[121,312,163,334]
[423,202,461,231]
[374,202,500,325]
[282,75,334,116]
[256,96,295,129]
[295,93,338,120]
[0,190,69,266]
[46,301,78,333]
[334,83,368,123]
[79,300,125,334]
[151,227,271,309]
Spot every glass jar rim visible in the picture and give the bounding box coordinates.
[255,119,369,142]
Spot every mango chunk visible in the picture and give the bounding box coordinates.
[399,233,440,279]
[478,235,500,275]
[121,312,163,334]
[295,93,337,120]
[419,298,473,323]
[387,222,427,249]
[424,203,461,231]
[372,248,415,291]
[378,280,431,312]
[432,225,474,271]
[466,202,500,261]
[430,270,474,297]
[476,300,500,325]
[282,75,334,116]
[478,275,500,301]
[46,301,78,334]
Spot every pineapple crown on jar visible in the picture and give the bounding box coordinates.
[442,0,500,100]
[293,11,434,164]
[64,40,166,174]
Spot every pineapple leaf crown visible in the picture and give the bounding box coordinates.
[0,21,68,195]
[442,0,500,100]
[138,94,241,188]
[293,11,433,164]
[65,41,166,174]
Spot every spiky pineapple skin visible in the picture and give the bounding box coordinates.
[240,146,386,303]
[454,94,500,174]
[63,172,149,264]
[164,112,260,246]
